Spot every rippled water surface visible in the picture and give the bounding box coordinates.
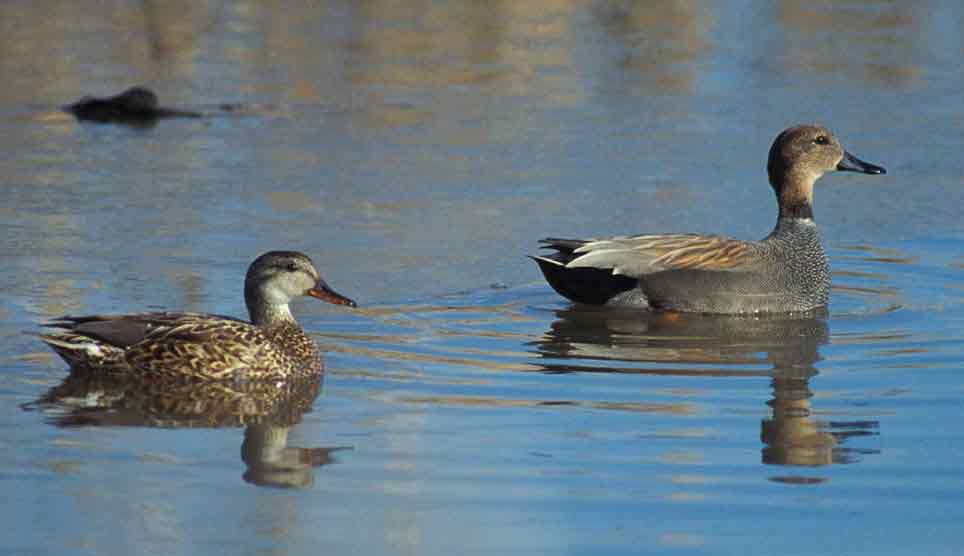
[3,2,964,555]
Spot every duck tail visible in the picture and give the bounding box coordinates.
[537,237,590,257]
[529,255,638,305]
[37,332,123,368]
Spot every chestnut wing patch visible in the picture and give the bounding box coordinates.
[566,233,759,277]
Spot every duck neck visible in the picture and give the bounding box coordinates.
[773,169,817,221]
[778,201,814,220]
[771,210,820,240]
[245,290,296,327]
[250,304,296,328]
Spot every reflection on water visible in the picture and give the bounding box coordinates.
[535,306,879,472]
[536,306,823,371]
[763,370,879,472]
[593,1,710,94]
[773,1,922,86]
[241,424,348,488]
[24,372,344,488]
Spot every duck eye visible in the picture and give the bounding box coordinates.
[285,262,299,272]
[814,135,829,145]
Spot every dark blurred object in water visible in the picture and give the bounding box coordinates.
[63,86,202,125]
[23,370,349,488]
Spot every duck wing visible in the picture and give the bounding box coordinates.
[540,233,761,278]
[42,312,277,379]
[46,312,245,348]
[121,317,274,379]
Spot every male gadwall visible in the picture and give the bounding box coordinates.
[532,125,886,314]
[64,86,202,123]
[39,251,356,380]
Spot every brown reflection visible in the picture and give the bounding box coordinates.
[139,0,208,62]
[0,2,209,102]
[772,1,923,87]
[761,369,833,467]
[536,306,879,474]
[593,1,711,94]
[24,371,347,488]
[242,423,349,488]
[341,0,598,135]
[343,0,507,132]
[347,1,505,90]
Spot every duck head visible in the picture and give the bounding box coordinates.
[244,251,356,326]
[767,125,885,219]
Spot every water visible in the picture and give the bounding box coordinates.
[2,1,964,554]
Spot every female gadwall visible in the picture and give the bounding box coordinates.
[40,251,356,380]
[531,125,886,314]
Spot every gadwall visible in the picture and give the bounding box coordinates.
[64,86,202,123]
[39,251,356,380]
[532,125,886,314]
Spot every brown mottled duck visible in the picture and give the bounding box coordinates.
[39,251,356,380]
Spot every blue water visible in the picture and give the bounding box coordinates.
[2,1,964,555]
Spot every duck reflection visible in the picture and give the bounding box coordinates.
[535,306,878,468]
[25,370,347,488]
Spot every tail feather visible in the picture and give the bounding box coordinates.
[530,255,637,305]
[538,237,590,257]
[38,332,124,368]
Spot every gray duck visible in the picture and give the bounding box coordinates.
[39,251,356,380]
[532,125,886,313]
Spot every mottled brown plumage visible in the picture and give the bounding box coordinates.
[39,251,356,380]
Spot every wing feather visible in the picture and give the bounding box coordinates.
[123,318,269,379]
[565,233,760,277]
[47,312,245,348]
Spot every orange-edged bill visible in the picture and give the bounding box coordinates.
[307,282,357,307]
